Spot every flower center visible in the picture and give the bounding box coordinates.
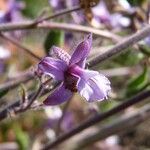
[64,69,78,92]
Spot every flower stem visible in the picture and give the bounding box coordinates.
[0,6,82,31]
[41,90,150,150]
[74,104,150,150]
[88,25,150,67]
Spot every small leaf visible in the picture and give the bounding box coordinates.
[99,100,117,112]
[44,30,64,54]
[126,66,149,97]
[19,84,28,104]
[139,45,150,56]
[0,89,9,99]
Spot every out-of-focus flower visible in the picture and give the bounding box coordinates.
[49,0,66,11]
[0,0,24,23]
[44,106,74,132]
[0,46,11,74]
[91,0,111,26]
[0,0,24,38]
[0,46,11,60]
[144,36,150,47]
[38,33,111,105]
[91,0,131,28]
[49,0,130,28]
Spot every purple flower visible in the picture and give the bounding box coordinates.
[45,106,74,131]
[92,0,111,25]
[0,0,23,23]
[49,0,66,11]
[0,0,24,39]
[91,1,131,28]
[38,34,111,105]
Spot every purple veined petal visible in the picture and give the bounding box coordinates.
[77,70,111,102]
[69,33,92,68]
[50,46,71,64]
[43,83,73,105]
[38,57,68,80]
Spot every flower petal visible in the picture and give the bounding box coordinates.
[69,33,92,67]
[77,70,111,102]
[44,83,73,105]
[50,46,71,64]
[38,57,68,80]
[92,1,110,24]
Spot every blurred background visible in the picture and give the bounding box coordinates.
[0,0,150,150]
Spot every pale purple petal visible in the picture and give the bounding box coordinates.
[49,0,66,10]
[69,65,99,80]
[50,46,71,64]
[69,34,92,67]
[110,13,130,28]
[43,83,73,105]
[144,36,150,47]
[77,70,111,102]
[92,1,110,24]
[61,112,74,131]
[38,57,68,80]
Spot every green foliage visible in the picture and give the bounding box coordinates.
[127,0,146,6]
[112,49,144,66]
[22,0,48,18]
[0,89,9,99]
[126,66,149,97]
[99,100,118,112]
[15,125,29,150]
[44,30,64,54]
[139,45,150,56]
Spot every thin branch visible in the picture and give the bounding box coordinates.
[0,6,81,31]
[32,6,81,25]
[0,81,59,121]
[14,79,52,113]
[74,104,150,150]
[1,24,150,65]
[0,71,34,91]
[0,33,41,61]
[88,25,150,67]
[38,22,121,42]
[0,22,120,42]
[41,90,150,150]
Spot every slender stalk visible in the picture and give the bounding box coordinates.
[15,79,52,113]
[0,71,34,91]
[0,22,120,42]
[32,6,81,25]
[0,6,81,31]
[0,33,41,61]
[0,81,59,121]
[38,22,121,42]
[1,24,150,66]
[41,90,150,150]
[88,25,150,67]
[74,104,150,150]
